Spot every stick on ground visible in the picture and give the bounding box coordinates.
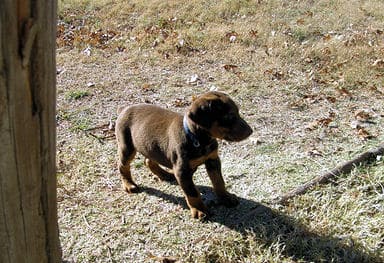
[273,142,384,205]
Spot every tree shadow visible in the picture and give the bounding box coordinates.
[140,185,382,263]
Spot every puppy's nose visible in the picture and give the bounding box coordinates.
[242,121,253,138]
[235,118,252,141]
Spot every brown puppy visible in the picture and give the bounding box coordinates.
[115,91,252,219]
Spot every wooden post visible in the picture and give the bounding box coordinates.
[0,0,61,262]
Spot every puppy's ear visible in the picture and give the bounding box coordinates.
[188,99,224,128]
[188,100,212,128]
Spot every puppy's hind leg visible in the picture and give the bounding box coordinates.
[117,130,139,193]
[118,146,139,193]
[145,158,176,182]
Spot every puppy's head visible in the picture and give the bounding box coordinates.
[187,91,253,142]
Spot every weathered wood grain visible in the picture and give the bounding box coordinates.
[0,1,60,262]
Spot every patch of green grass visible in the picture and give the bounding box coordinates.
[133,160,144,169]
[65,90,90,100]
[56,109,71,121]
[291,27,310,43]
[57,108,93,131]
[69,118,91,131]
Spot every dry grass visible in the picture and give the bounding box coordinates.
[57,0,384,262]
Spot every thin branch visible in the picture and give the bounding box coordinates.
[83,123,110,132]
[272,142,384,205]
[82,119,116,143]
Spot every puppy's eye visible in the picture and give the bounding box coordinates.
[220,114,236,126]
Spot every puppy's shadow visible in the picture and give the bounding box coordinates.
[141,185,381,263]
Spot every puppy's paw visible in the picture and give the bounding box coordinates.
[218,192,239,207]
[190,207,210,220]
[186,196,210,219]
[122,183,140,193]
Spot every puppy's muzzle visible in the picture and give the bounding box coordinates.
[224,118,253,142]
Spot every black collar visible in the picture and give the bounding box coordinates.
[183,115,200,148]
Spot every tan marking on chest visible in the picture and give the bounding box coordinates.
[188,150,218,170]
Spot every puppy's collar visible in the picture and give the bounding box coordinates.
[183,115,200,148]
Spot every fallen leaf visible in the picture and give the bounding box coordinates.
[369,85,384,94]
[173,98,189,107]
[141,83,152,91]
[289,101,306,111]
[305,11,314,17]
[296,18,305,25]
[317,118,333,126]
[326,96,337,103]
[323,34,331,41]
[303,94,318,103]
[354,109,372,122]
[372,59,384,68]
[335,60,348,68]
[249,29,258,38]
[337,87,352,97]
[223,64,239,72]
[357,128,375,140]
[305,113,335,130]
[321,47,332,55]
[264,68,284,80]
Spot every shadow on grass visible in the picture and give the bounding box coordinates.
[141,185,382,263]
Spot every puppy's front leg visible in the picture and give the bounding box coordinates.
[175,167,208,219]
[205,158,239,207]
